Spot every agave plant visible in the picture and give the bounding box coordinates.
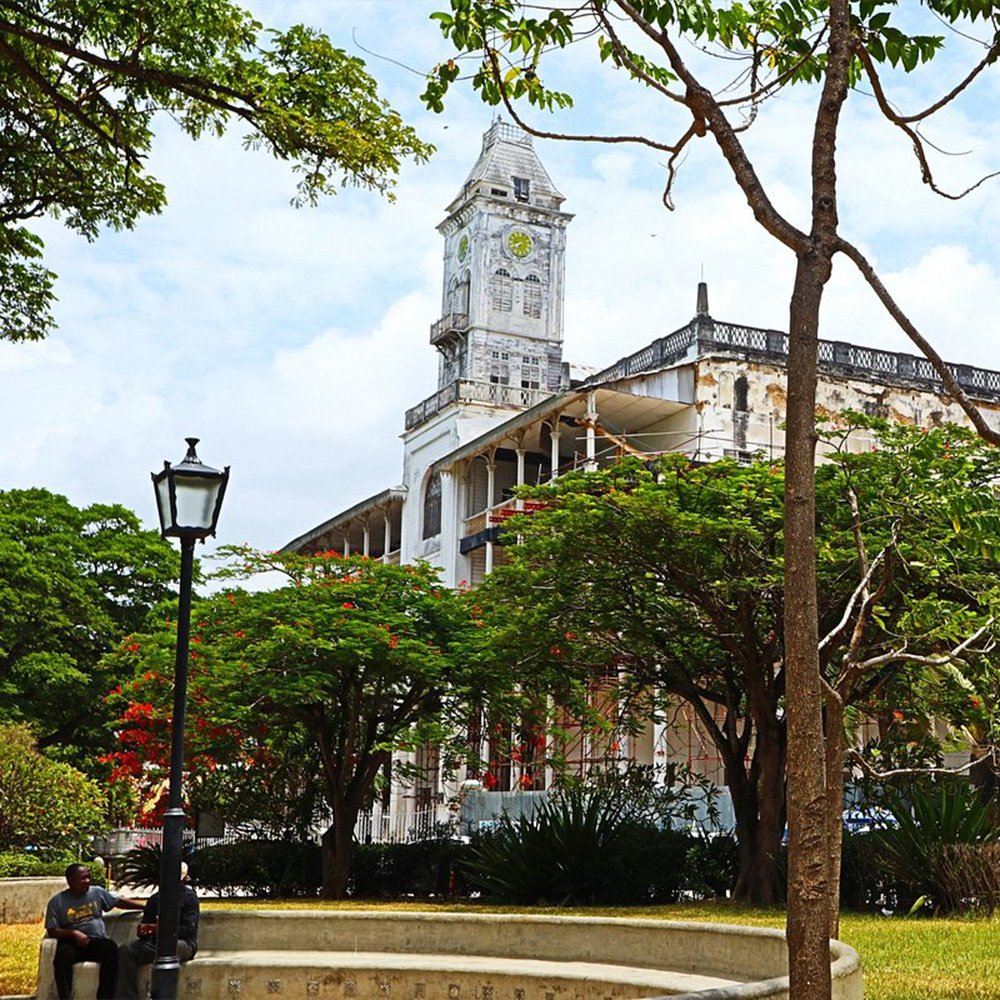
[465,785,630,904]
[876,780,1000,913]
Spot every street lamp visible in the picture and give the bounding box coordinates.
[150,438,228,1000]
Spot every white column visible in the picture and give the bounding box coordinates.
[362,522,370,558]
[343,525,351,557]
[382,513,391,564]
[550,425,561,481]
[515,442,526,510]
[585,391,598,471]
[485,456,496,575]
[486,455,496,512]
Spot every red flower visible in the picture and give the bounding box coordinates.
[342,602,355,610]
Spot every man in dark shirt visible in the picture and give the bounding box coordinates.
[44,863,145,1000]
[117,861,200,1000]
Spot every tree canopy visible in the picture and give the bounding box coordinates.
[0,0,433,343]
[105,549,499,898]
[0,488,177,769]
[474,421,1000,904]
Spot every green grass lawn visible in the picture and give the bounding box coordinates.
[5,902,999,999]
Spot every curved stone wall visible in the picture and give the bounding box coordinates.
[37,909,862,1000]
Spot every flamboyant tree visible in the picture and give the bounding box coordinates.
[106,549,505,898]
[473,423,1000,907]
[0,0,432,343]
[425,4,1000,994]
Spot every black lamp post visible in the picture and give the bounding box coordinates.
[150,438,228,1000]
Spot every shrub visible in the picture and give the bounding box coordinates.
[0,724,108,852]
[350,837,471,898]
[839,830,905,913]
[192,841,321,897]
[683,833,739,899]
[463,785,694,905]
[0,852,106,886]
[874,780,1000,913]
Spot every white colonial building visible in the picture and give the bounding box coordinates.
[284,120,1000,831]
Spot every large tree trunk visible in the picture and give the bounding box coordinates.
[783,6,853,999]
[728,721,787,905]
[320,812,357,899]
[784,256,831,1000]
[824,691,847,939]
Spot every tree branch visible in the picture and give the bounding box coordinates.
[836,237,1000,446]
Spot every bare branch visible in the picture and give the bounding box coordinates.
[853,620,994,672]
[817,544,887,653]
[478,42,683,155]
[612,0,808,253]
[847,746,977,781]
[854,32,1000,125]
[836,237,1000,447]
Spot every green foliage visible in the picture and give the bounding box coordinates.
[683,833,740,899]
[0,489,177,770]
[192,841,322,898]
[464,784,693,905]
[0,852,106,885]
[350,835,471,899]
[110,549,495,895]
[875,780,1000,913]
[425,0,960,119]
[0,0,432,342]
[0,724,108,852]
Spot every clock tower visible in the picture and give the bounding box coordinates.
[432,120,573,394]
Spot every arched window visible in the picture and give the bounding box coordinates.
[422,473,442,539]
[491,269,513,312]
[523,274,542,318]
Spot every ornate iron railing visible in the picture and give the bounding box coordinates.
[588,318,1000,401]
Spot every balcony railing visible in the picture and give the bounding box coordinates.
[406,380,550,430]
[430,313,469,346]
[588,318,1000,402]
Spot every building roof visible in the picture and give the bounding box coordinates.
[446,119,566,213]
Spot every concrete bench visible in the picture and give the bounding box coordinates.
[36,909,862,1000]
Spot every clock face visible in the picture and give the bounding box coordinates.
[457,233,469,262]
[507,229,534,258]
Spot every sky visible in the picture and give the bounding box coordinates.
[3,0,1000,565]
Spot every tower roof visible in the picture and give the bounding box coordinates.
[446,119,566,213]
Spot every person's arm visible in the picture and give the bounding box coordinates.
[46,926,89,944]
[115,897,146,911]
[44,900,88,945]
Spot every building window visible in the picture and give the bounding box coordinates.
[450,273,470,315]
[513,176,530,202]
[523,273,542,318]
[520,354,541,389]
[422,473,442,539]
[491,269,513,312]
[490,349,510,385]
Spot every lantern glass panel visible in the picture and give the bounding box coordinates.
[173,474,221,531]
[155,475,174,533]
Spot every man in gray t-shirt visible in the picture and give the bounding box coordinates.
[45,863,144,1000]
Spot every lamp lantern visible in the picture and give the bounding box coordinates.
[152,437,229,541]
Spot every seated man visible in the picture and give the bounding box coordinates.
[44,863,145,1000]
[117,861,200,1000]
